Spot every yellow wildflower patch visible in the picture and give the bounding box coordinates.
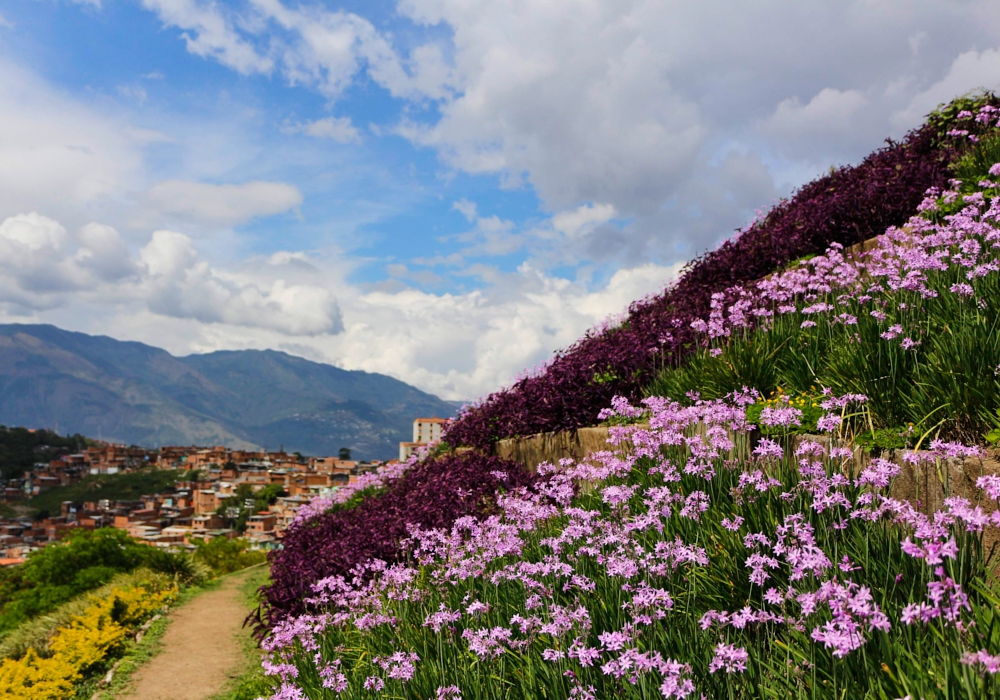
[0,581,176,699]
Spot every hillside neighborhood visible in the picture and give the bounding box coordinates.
[0,418,448,566]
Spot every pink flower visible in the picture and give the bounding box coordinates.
[816,414,842,432]
[709,643,749,673]
[758,405,802,428]
[881,324,903,340]
[721,516,744,532]
[679,491,710,521]
[977,474,1000,501]
[542,648,565,662]
[753,438,784,459]
[961,650,1000,674]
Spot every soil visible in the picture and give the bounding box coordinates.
[118,570,256,700]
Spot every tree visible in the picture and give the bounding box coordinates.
[338,447,351,460]
[0,426,89,480]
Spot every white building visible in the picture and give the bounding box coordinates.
[399,417,449,461]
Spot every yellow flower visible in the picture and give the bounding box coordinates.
[0,581,176,698]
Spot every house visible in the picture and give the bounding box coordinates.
[193,489,222,514]
[399,417,448,461]
[247,513,276,534]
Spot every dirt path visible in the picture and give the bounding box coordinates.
[119,570,257,700]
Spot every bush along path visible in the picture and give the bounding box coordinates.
[113,566,265,700]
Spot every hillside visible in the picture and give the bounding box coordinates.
[0,325,456,460]
[247,95,1000,700]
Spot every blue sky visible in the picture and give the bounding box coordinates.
[0,0,998,400]
[1,0,540,284]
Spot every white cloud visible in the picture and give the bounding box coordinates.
[145,0,458,101]
[140,230,342,335]
[891,49,1000,131]
[452,198,477,222]
[117,84,148,104]
[761,88,871,160]
[0,213,342,336]
[140,0,273,75]
[287,259,683,399]
[0,213,130,306]
[142,0,1000,262]
[281,116,360,143]
[552,203,616,237]
[142,180,303,227]
[0,11,12,28]
[75,223,139,282]
[252,0,454,100]
[0,59,143,224]
[84,258,682,399]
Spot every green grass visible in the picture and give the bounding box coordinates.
[26,468,181,516]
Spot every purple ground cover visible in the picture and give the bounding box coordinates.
[260,452,532,627]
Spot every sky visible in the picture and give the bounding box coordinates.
[0,1,998,402]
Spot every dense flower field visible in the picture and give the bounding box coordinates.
[0,571,176,699]
[257,391,1000,699]
[444,94,1000,450]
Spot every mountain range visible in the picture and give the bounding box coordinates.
[0,324,458,460]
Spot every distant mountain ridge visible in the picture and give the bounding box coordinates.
[0,324,456,460]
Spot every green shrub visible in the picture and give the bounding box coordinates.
[192,537,266,576]
[0,528,195,635]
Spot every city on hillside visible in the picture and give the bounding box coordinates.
[0,417,449,566]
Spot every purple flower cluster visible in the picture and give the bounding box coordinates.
[708,643,749,674]
[962,650,1000,675]
[680,179,1000,352]
[445,95,999,450]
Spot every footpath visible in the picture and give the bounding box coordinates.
[117,568,261,700]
